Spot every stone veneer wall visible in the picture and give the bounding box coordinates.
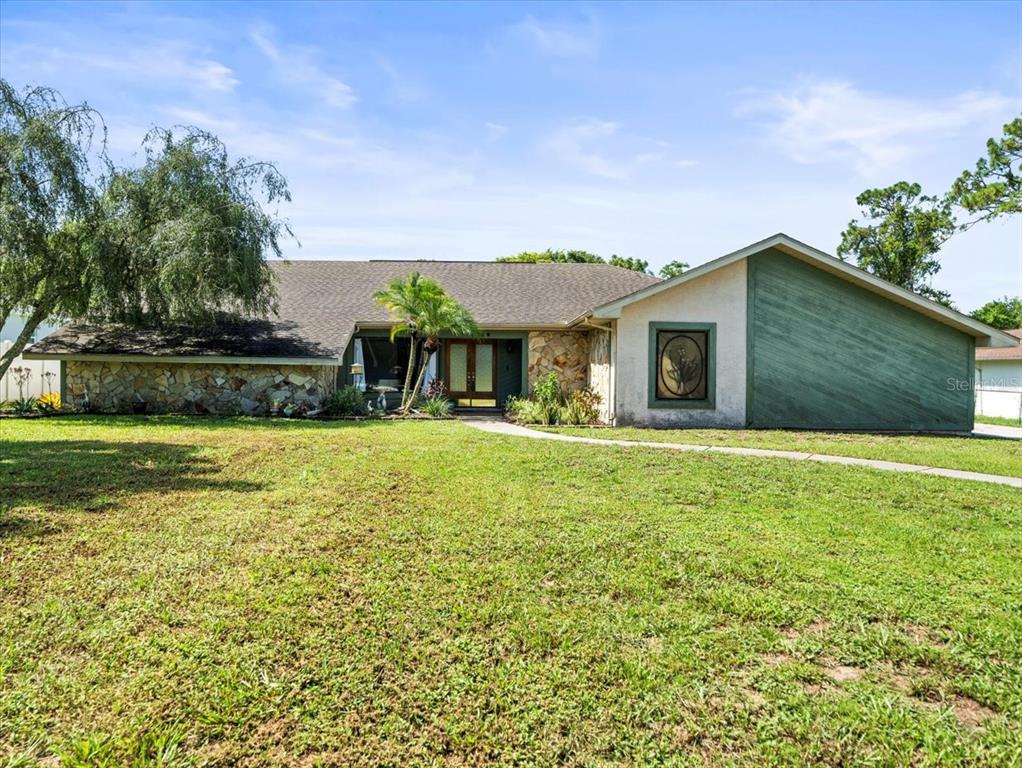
[65,360,335,415]
[588,329,612,422]
[527,330,590,393]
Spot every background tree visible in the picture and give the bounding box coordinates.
[950,117,1021,225]
[496,248,651,273]
[608,255,650,273]
[0,81,104,378]
[658,260,689,279]
[0,79,294,378]
[497,249,605,265]
[837,181,956,306]
[971,296,1022,330]
[90,128,291,324]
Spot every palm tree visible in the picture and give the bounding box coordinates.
[405,292,478,412]
[372,273,478,413]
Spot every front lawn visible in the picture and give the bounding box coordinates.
[2,417,1021,766]
[541,426,1021,478]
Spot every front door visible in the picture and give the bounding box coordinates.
[445,340,497,407]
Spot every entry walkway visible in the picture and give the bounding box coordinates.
[465,420,1022,489]
[973,422,1022,440]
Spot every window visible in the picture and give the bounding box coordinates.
[648,322,716,409]
[361,337,412,387]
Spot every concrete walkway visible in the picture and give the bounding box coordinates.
[466,420,1022,489]
[973,422,1022,440]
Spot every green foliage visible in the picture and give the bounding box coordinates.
[608,255,650,274]
[2,418,1021,763]
[504,395,548,425]
[325,385,368,418]
[559,388,603,425]
[497,249,651,273]
[507,375,602,425]
[421,396,453,418]
[0,81,104,378]
[497,249,604,264]
[92,128,290,325]
[0,80,293,380]
[12,397,37,415]
[55,724,190,768]
[837,182,956,306]
[971,296,1022,330]
[658,260,689,279]
[950,117,1021,225]
[373,272,478,413]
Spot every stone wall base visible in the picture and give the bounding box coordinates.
[65,360,336,415]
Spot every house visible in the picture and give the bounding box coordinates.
[1,315,61,401]
[975,328,1021,421]
[23,233,1017,431]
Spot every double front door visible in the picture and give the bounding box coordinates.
[444,340,497,407]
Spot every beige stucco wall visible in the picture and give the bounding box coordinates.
[612,258,747,427]
[65,360,336,415]
[528,330,590,393]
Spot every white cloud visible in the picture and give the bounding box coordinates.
[544,119,669,180]
[485,122,509,142]
[249,25,356,108]
[738,80,1015,175]
[3,41,238,93]
[162,107,242,133]
[512,14,599,58]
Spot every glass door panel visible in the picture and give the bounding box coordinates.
[474,343,494,393]
[448,343,468,392]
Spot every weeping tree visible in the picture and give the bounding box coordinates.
[373,272,478,414]
[0,79,293,378]
[0,81,103,378]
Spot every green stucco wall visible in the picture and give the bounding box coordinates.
[747,249,974,432]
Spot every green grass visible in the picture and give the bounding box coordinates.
[2,417,1021,766]
[976,414,1022,428]
[540,426,1022,478]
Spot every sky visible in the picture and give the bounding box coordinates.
[1,0,1020,311]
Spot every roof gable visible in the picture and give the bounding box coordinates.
[591,233,1017,348]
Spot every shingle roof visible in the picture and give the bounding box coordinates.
[26,260,660,360]
[976,329,1022,361]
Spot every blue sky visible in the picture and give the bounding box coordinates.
[1,0,1019,310]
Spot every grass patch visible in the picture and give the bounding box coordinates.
[2,416,1021,765]
[541,426,1022,477]
[976,414,1021,428]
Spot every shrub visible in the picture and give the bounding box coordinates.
[421,396,453,418]
[37,392,62,413]
[507,381,603,426]
[505,395,549,425]
[13,397,37,415]
[423,378,447,400]
[325,385,369,417]
[560,388,602,425]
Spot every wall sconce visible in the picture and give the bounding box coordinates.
[350,363,364,376]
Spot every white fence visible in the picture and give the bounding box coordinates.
[0,341,61,401]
